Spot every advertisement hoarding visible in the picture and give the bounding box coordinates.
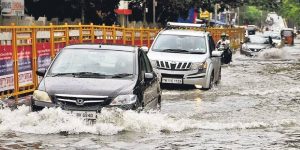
[1,0,25,16]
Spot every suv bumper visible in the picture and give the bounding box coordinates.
[154,68,207,86]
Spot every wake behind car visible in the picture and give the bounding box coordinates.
[31,44,161,119]
[241,35,273,57]
[147,22,222,90]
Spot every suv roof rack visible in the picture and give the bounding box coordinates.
[165,22,206,30]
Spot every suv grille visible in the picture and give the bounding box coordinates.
[156,61,191,71]
[55,94,110,106]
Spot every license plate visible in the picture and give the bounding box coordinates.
[68,111,97,120]
[162,78,183,84]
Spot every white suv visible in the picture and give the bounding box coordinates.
[147,23,222,89]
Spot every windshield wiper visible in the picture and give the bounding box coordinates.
[73,72,108,78]
[161,49,190,53]
[48,73,75,77]
[188,51,206,54]
[111,73,133,78]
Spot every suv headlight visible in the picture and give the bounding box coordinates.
[191,62,207,70]
[32,90,51,102]
[150,60,157,68]
[110,94,137,106]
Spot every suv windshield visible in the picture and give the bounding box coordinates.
[152,34,207,54]
[48,49,134,78]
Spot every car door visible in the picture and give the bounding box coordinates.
[141,51,159,106]
[209,35,221,79]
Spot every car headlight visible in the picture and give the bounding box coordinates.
[110,94,137,106]
[191,62,207,70]
[32,90,51,102]
[150,60,157,68]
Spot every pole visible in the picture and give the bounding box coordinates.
[214,4,218,22]
[143,0,146,24]
[237,7,240,25]
[153,0,156,24]
[81,0,85,24]
[260,11,262,29]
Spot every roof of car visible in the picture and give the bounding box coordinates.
[160,29,209,36]
[64,44,137,52]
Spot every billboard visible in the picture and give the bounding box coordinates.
[1,0,24,16]
[0,45,14,91]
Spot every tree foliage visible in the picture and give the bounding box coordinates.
[239,6,265,26]
[129,0,246,25]
[24,0,287,26]
[25,0,120,25]
[280,0,300,26]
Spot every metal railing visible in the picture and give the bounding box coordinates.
[0,23,245,101]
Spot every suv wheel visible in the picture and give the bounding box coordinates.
[202,70,214,90]
[216,67,221,84]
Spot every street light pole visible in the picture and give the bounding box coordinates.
[81,0,85,24]
[214,4,218,22]
[143,0,146,24]
[153,0,156,24]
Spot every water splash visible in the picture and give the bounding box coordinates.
[258,48,290,59]
[0,106,298,135]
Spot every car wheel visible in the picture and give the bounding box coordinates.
[30,100,42,112]
[157,95,161,111]
[202,70,214,90]
[133,96,144,112]
[216,67,221,84]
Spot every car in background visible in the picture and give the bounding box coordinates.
[241,35,273,56]
[147,22,222,90]
[263,31,282,46]
[281,28,295,46]
[31,44,161,119]
[246,25,257,35]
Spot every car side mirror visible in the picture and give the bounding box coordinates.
[140,46,149,53]
[212,51,223,57]
[36,69,46,77]
[144,72,154,82]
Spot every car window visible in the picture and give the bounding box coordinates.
[282,31,293,36]
[141,52,153,73]
[48,49,134,76]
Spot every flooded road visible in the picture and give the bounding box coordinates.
[0,44,300,149]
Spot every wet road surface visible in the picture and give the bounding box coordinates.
[0,43,299,149]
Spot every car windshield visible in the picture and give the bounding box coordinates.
[48,49,134,78]
[282,30,293,36]
[249,36,269,44]
[152,34,207,54]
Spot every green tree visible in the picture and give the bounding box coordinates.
[240,6,265,26]
[280,0,300,26]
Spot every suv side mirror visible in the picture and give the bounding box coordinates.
[212,51,223,57]
[140,46,149,53]
[36,69,46,77]
[144,72,154,82]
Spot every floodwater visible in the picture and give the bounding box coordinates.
[0,43,300,149]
